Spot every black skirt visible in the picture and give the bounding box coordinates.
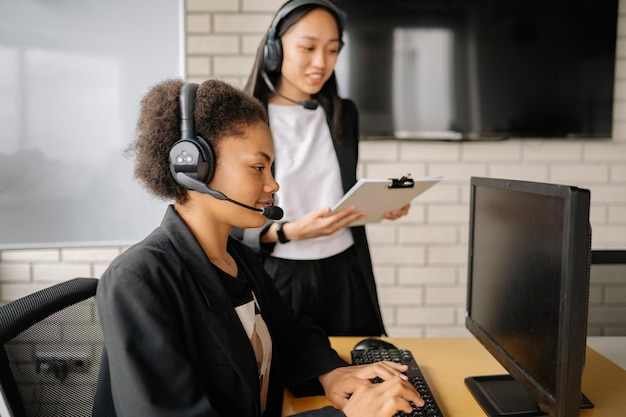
[263,246,384,336]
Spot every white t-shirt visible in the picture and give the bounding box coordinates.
[234,293,272,413]
[268,103,353,260]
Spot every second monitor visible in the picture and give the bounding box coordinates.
[464,177,592,417]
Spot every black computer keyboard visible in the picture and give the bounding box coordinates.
[351,348,444,417]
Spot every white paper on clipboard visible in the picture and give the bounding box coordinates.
[330,175,442,226]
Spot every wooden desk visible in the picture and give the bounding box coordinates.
[282,337,626,417]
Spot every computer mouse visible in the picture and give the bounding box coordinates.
[353,337,398,351]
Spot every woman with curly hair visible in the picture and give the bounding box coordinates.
[93,78,422,417]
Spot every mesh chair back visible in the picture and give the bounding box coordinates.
[0,278,100,417]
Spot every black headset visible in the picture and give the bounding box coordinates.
[263,0,345,74]
[168,83,285,219]
[168,83,217,191]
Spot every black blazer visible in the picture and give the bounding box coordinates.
[328,100,386,336]
[94,206,348,417]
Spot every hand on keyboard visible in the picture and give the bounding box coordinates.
[341,377,425,417]
[319,361,416,407]
[352,348,444,417]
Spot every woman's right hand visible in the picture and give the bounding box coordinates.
[283,206,366,241]
[340,377,423,417]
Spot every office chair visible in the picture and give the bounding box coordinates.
[0,278,100,417]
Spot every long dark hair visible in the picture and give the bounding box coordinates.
[243,2,345,142]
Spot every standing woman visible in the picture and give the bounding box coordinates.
[240,0,409,336]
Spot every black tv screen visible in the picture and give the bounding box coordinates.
[334,0,618,139]
[465,177,592,417]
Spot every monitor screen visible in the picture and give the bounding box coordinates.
[465,177,592,417]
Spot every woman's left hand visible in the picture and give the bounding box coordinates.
[382,204,410,221]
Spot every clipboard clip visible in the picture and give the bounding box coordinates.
[389,174,415,189]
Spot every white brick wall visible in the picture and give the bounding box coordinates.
[0,247,125,302]
[588,263,626,335]
[1,0,625,337]
[361,138,626,336]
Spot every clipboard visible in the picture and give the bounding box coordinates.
[330,174,442,226]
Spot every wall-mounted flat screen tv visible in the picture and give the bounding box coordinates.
[334,0,618,140]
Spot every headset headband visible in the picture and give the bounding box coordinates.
[267,0,345,41]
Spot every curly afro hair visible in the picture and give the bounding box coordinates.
[129,79,268,203]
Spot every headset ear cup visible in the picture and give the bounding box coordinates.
[263,38,282,73]
[197,136,216,183]
[169,135,215,187]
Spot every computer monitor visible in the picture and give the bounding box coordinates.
[465,177,593,417]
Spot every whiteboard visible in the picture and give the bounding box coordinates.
[0,0,182,247]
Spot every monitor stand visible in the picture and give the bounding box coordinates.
[464,375,594,416]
